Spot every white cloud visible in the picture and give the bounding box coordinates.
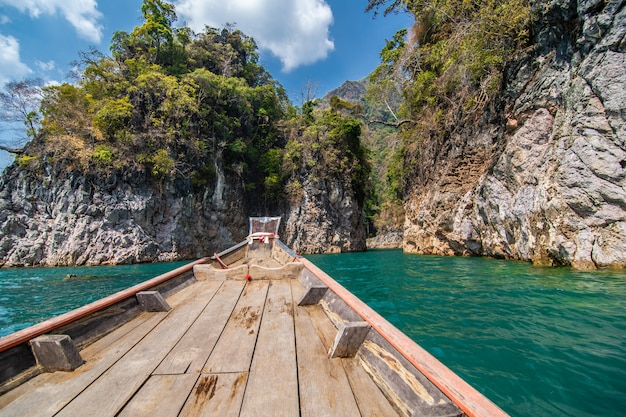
[0,33,31,85]
[36,59,55,71]
[0,0,103,43]
[175,0,335,72]
[0,15,10,24]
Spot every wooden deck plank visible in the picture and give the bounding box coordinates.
[117,374,199,417]
[202,280,269,374]
[0,281,205,413]
[294,304,362,417]
[0,309,153,410]
[239,280,299,417]
[154,280,245,375]
[305,306,400,416]
[179,373,248,417]
[0,312,168,417]
[343,358,401,416]
[55,281,222,417]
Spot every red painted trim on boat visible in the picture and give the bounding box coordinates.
[299,257,509,417]
[0,258,209,353]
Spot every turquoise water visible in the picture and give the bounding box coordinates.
[306,250,626,417]
[0,261,187,337]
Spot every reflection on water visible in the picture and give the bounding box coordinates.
[306,250,626,417]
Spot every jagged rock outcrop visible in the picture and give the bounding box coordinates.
[319,80,368,108]
[0,163,247,267]
[366,231,403,249]
[403,0,626,268]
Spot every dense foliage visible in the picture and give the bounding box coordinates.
[329,83,404,235]
[11,0,290,208]
[283,105,371,208]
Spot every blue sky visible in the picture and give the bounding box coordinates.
[0,0,411,168]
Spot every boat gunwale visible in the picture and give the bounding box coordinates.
[297,255,509,417]
[0,257,210,353]
[0,240,260,353]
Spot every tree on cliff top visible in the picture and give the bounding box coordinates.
[368,0,530,123]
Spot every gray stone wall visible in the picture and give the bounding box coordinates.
[0,164,246,267]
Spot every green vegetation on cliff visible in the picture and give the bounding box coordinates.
[354,0,530,235]
[368,0,529,117]
[366,0,530,181]
[7,0,288,209]
[1,0,371,217]
[283,104,371,208]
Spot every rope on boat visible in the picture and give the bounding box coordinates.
[213,252,230,269]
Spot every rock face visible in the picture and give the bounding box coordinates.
[283,177,367,254]
[366,231,403,249]
[403,0,626,268]
[0,154,367,266]
[0,163,247,267]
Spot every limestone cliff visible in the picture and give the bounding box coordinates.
[0,145,369,267]
[0,160,368,266]
[403,0,626,268]
[0,162,247,267]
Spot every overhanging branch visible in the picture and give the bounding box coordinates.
[0,145,25,154]
[367,119,415,128]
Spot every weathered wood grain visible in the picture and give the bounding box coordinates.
[248,262,303,280]
[294,304,362,416]
[193,264,249,281]
[118,374,198,417]
[29,334,84,372]
[202,280,269,373]
[54,281,221,417]
[358,332,462,417]
[154,280,245,375]
[298,285,328,306]
[343,358,401,417]
[179,373,248,417]
[239,281,298,417]
[1,277,205,411]
[136,291,171,312]
[329,322,371,358]
[320,290,364,328]
[299,257,506,417]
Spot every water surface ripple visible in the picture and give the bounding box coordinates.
[0,262,186,337]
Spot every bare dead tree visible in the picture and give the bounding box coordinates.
[0,78,44,152]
